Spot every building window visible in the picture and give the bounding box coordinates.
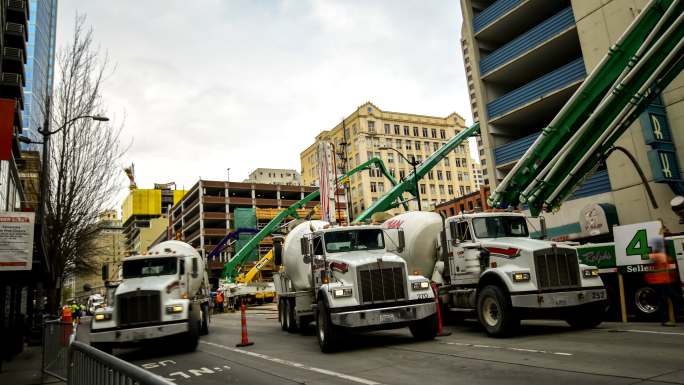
[384,124,390,134]
[481,159,486,166]
[413,127,419,136]
[437,170,443,180]
[396,139,402,148]
[439,185,445,194]
[433,142,439,151]
[424,141,430,151]
[399,169,406,179]
[416,155,423,162]
[446,171,452,180]
[394,125,400,135]
[414,142,420,151]
[428,171,434,180]
[389,169,395,177]
[448,185,454,195]
[368,121,375,132]
[430,185,436,194]
[431,128,437,138]
[387,153,394,163]
[378,182,384,193]
[420,184,426,194]
[483,169,488,176]
[422,127,428,137]
[406,140,412,150]
[403,126,409,135]
[370,182,377,193]
[457,172,463,181]
[466,186,471,193]
[353,124,357,135]
[460,186,465,195]
[440,129,446,139]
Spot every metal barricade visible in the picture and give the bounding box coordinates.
[68,341,173,385]
[42,319,73,381]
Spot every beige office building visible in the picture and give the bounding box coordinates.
[301,102,476,218]
[243,168,301,185]
[460,0,684,238]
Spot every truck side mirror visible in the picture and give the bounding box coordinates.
[300,237,309,256]
[192,258,199,278]
[449,221,458,243]
[539,216,547,240]
[101,264,109,282]
[397,229,405,253]
[273,241,283,266]
[303,255,312,264]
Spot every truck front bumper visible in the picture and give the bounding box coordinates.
[511,287,606,309]
[330,302,436,328]
[90,321,188,343]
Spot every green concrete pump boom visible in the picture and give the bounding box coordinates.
[354,122,480,223]
[489,0,684,216]
[222,157,400,281]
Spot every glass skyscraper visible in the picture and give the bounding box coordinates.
[22,0,58,146]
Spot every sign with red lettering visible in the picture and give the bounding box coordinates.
[0,212,35,271]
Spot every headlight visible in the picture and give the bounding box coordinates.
[332,288,353,298]
[583,268,600,278]
[94,313,112,321]
[411,281,430,290]
[511,272,531,282]
[165,304,184,314]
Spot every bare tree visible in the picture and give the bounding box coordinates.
[43,15,125,311]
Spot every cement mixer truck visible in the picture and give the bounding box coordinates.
[272,221,438,352]
[382,211,607,337]
[90,240,211,353]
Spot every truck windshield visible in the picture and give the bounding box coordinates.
[122,257,177,278]
[472,216,529,238]
[324,229,385,253]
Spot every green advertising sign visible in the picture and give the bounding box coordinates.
[576,245,616,268]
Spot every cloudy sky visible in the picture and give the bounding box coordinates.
[56,1,472,197]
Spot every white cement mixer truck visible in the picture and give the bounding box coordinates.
[90,240,211,353]
[382,211,607,337]
[272,221,438,352]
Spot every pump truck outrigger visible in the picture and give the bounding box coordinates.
[272,222,437,352]
[89,241,211,354]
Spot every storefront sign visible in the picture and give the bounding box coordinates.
[0,212,35,271]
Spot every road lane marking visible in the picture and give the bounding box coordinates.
[441,341,573,356]
[202,341,382,385]
[623,329,684,336]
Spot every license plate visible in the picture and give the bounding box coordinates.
[380,313,395,323]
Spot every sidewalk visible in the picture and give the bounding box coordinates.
[0,345,65,385]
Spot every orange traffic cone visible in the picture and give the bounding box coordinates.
[432,283,452,337]
[236,300,254,347]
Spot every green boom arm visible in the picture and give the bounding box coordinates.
[222,157,399,281]
[354,123,480,223]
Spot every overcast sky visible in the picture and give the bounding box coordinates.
[56,1,472,198]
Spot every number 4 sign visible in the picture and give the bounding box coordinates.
[613,221,664,266]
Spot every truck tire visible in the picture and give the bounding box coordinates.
[477,285,519,337]
[286,298,298,333]
[183,307,201,352]
[279,299,288,331]
[409,313,438,341]
[91,342,113,355]
[200,303,210,336]
[316,299,340,353]
[632,285,660,319]
[566,302,605,329]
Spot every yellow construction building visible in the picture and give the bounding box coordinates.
[301,102,476,218]
[121,187,187,254]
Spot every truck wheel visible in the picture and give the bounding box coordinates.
[183,308,201,352]
[279,299,288,331]
[200,303,210,336]
[286,298,298,333]
[91,342,113,355]
[316,300,339,353]
[409,313,438,341]
[566,303,604,329]
[477,285,519,337]
[632,285,660,319]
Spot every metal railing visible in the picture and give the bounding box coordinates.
[68,341,173,385]
[43,319,73,381]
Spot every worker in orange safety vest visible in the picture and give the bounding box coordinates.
[645,250,680,326]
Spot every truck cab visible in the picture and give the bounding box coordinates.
[90,241,210,353]
[444,212,607,336]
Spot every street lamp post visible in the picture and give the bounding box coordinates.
[379,146,422,211]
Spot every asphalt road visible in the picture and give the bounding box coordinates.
[82,304,684,385]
